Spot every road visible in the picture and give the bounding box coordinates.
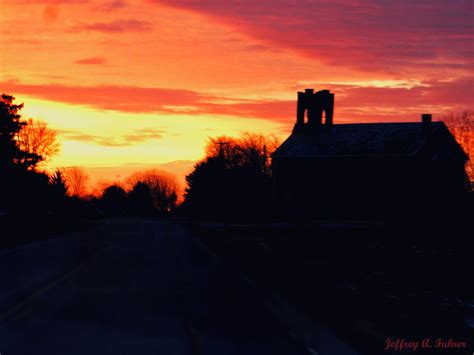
[0,219,306,355]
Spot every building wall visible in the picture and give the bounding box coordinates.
[272,154,464,219]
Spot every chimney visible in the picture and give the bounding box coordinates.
[318,89,334,126]
[296,90,313,124]
[421,113,432,135]
[293,88,335,133]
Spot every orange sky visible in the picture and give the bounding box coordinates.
[1,0,473,182]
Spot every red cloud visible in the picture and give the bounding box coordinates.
[0,82,204,113]
[42,5,60,23]
[2,78,472,124]
[74,57,106,65]
[97,1,127,11]
[17,0,87,3]
[149,0,473,75]
[0,80,295,120]
[81,19,152,32]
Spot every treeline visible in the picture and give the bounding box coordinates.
[87,170,179,217]
[5,92,470,224]
[0,94,179,219]
[71,131,279,221]
[80,131,280,221]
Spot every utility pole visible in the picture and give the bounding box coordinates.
[263,144,268,175]
[217,141,228,159]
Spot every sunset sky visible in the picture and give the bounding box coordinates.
[1,0,473,181]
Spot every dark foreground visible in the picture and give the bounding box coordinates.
[0,219,357,355]
[2,218,473,355]
[196,221,474,355]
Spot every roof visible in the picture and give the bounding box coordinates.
[272,121,449,158]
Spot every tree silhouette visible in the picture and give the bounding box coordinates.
[125,170,178,214]
[48,169,68,213]
[17,118,60,169]
[204,132,279,174]
[11,169,51,215]
[0,94,28,170]
[444,110,474,181]
[128,181,154,217]
[99,184,127,216]
[0,94,41,213]
[184,132,279,220]
[1,94,88,219]
[63,167,90,197]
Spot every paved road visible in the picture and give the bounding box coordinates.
[0,219,304,355]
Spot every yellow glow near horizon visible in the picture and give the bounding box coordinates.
[18,95,286,169]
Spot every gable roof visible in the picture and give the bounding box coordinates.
[273,121,455,158]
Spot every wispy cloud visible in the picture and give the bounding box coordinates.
[1,81,204,113]
[96,0,127,11]
[15,0,88,3]
[122,128,164,142]
[81,19,152,32]
[57,128,164,146]
[74,57,106,65]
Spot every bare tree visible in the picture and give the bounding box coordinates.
[204,136,238,160]
[17,118,60,168]
[204,132,280,175]
[125,169,179,213]
[90,180,115,198]
[238,132,280,174]
[63,167,90,197]
[443,110,474,180]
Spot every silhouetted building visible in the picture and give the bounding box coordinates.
[272,88,469,219]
